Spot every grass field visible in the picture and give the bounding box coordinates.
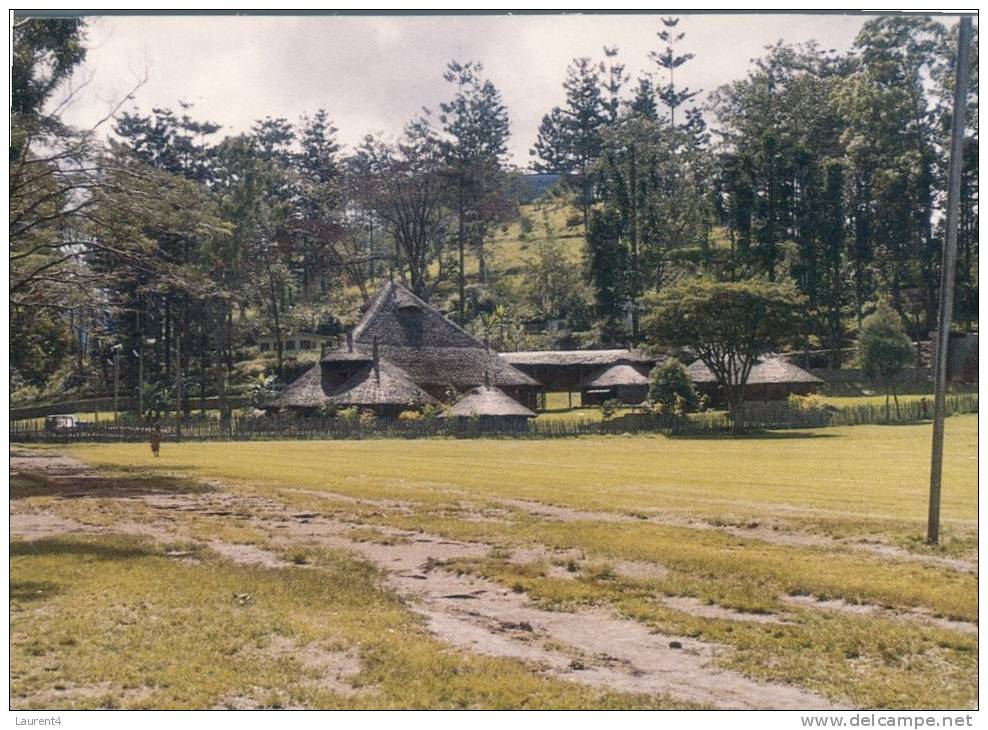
[10,415,979,709]
[67,416,977,525]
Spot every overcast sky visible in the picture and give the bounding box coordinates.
[58,12,891,167]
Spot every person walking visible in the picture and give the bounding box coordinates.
[149,422,161,458]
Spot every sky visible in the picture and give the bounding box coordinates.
[57,12,892,168]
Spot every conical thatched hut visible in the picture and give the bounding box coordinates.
[579,363,650,405]
[687,355,823,405]
[441,385,537,428]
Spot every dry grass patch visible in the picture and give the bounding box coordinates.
[10,531,683,710]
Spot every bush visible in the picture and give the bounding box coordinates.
[421,403,443,421]
[316,404,338,418]
[337,406,359,422]
[601,398,620,420]
[648,359,700,412]
[359,409,376,427]
[398,410,422,422]
[787,393,829,413]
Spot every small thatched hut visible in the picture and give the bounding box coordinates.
[687,355,823,405]
[441,384,537,428]
[579,364,650,405]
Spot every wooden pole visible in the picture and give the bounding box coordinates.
[928,16,972,545]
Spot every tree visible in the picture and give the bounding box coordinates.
[351,118,451,299]
[439,60,512,319]
[712,42,848,288]
[838,18,948,333]
[11,16,86,151]
[629,75,659,120]
[10,309,70,388]
[648,358,699,412]
[595,115,713,342]
[600,46,628,123]
[857,299,914,419]
[642,277,804,432]
[585,207,629,343]
[9,16,155,397]
[521,208,591,325]
[530,57,608,231]
[650,17,700,128]
[819,159,847,368]
[934,21,979,331]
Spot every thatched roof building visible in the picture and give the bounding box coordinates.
[271,348,437,413]
[687,355,823,404]
[440,385,537,420]
[579,363,650,405]
[352,283,539,399]
[581,363,650,388]
[501,349,656,392]
[501,349,654,367]
[270,282,539,414]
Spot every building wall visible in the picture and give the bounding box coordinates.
[694,381,818,407]
[581,384,648,406]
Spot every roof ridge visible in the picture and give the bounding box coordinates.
[355,281,489,351]
[351,281,397,342]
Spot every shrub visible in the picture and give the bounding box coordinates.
[398,410,422,422]
[359,409,376,427]
[337,406,359,422]
[316,403,338,419]
[648,358,700,412]
[857,299,914,418]
[601,398,620,420]
[421,403,443,421]
[787,393,828,413]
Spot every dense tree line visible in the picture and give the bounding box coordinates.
[530,16,977,362]
[9,15,978,412]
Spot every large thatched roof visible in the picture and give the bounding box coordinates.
[343,282,538,388]
[441,386,537,419]
[687,355,824,385]
[580,363,650,388]
[501,349,655,367]
[271,360,437,409]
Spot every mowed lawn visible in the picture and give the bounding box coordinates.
[69,415,977,526]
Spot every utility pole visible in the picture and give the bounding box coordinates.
[629,144,640,344]
[927,15,972,545]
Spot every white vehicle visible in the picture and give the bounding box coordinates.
[44,414,79,431]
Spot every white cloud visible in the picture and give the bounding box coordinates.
[56,12,880,166]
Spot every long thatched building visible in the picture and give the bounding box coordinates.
[687,355,823,405]
[269,282,540,415]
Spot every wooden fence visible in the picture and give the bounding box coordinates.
[9,394,977,444]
